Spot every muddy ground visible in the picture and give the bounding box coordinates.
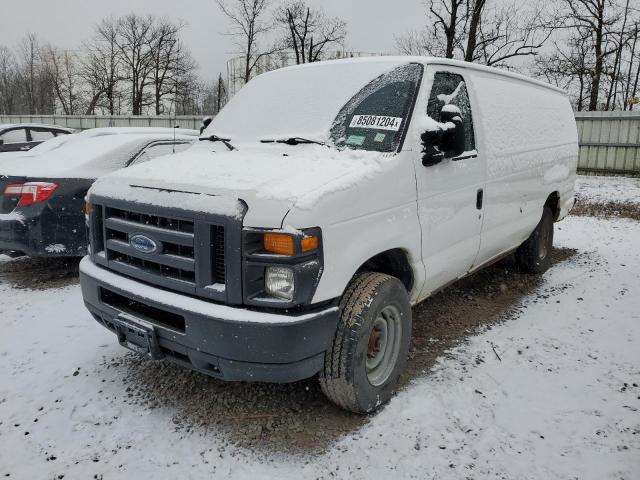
[0,198,635,454]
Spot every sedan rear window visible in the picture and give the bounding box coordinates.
[1,128,27,144]
[30,130,56,142]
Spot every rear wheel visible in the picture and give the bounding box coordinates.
[319,272,412,414]
[516,207,554,274]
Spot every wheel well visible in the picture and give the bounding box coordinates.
[356,248,414,293]
[545,191,560,221]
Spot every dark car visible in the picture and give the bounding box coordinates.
[0,123,73,153]
[0,128,197,257]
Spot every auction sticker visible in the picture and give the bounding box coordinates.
[350,115,403,131]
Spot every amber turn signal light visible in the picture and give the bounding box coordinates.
[301,235,319,252]
[263,233,295,256]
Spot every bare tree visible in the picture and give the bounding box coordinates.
[81,17,124,115]
[535,34,593,110]
[148,19,197,115]
[19,33,41,114]
[395,0,550,68]
[558,0,622,110]
[0,46,19,114]
[113,14,157,115]
[464,0,487,62]
[605,0,632,109]
[274,1,346,63]
[623,23,640,110]
[216,0,279,84]
[43,45,81,115]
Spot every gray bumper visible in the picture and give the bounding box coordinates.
[79,257,339,383]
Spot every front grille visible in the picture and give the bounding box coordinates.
[90,199,241,303]
[213,225,225,284]
[102,206,201,291]
[107,207,194,233]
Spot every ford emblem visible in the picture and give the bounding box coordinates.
[129,234,158,254]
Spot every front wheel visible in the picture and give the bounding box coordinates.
[516,206,554,274]
[319,272,412,414]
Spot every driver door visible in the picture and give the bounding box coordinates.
[414,67,486,297]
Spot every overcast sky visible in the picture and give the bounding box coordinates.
[0,0,427,82]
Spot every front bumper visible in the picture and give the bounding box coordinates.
[79,257,339,383]
[0,208,87,256]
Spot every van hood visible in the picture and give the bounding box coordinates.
[90,142,389,227]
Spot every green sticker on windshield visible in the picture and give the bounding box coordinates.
[374,133,386,143]
[345,135,366,146]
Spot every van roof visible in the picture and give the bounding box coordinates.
[277,56,566,95]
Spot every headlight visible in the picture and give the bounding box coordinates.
[243,227,323,307]
[265,266,295,301]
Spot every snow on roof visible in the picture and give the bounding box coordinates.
[207,56,565,145]
[15,127,199,156]
[0,132,196,179]
[0,123,73,131]
[277,56,567,94]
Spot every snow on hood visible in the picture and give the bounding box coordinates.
[205,59,408,143]
[0,133,196,179]
[90,142,390,224]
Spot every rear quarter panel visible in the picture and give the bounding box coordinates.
[468,70,578,264]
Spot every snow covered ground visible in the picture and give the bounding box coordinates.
[576,175,640,205]
[1,192,639,478]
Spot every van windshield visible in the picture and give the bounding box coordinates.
[203,60,421,151]
[330,63,422,152]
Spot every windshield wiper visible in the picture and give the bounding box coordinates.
[261,137,328,147]
[199,134,236,151]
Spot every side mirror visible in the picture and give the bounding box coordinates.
[0,139,4,146]
[421,106,466,166]
[421,129,445,166]
[200,116,213,135]
[440,106,466,158]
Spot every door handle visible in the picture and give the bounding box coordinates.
[476,188,483,210]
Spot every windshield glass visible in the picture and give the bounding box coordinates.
[204,60,419,147]
[330,63,422,152]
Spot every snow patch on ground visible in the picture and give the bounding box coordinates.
[576,175,640,205]
[0,211,25,223]
[44,244,66,254]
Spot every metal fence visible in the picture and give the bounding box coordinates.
[0,114,205,131]
[575,111,640,176]
[2,112,640,175]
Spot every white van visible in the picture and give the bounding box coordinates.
[80,57,578,413]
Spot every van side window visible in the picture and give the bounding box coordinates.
[427,72,476,153]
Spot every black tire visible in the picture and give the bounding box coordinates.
[516,206,554,274]
[319,272,412,414]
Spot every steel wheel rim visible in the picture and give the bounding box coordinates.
[366,305,402,387]
[538,220,551,259]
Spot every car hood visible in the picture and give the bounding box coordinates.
[90,142,390,227]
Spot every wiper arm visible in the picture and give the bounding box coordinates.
[199,134,236,151]
[261,137,328,147]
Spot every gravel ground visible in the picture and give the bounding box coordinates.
[115,247,576,453]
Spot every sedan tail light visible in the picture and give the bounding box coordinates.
[3,182,58,207]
